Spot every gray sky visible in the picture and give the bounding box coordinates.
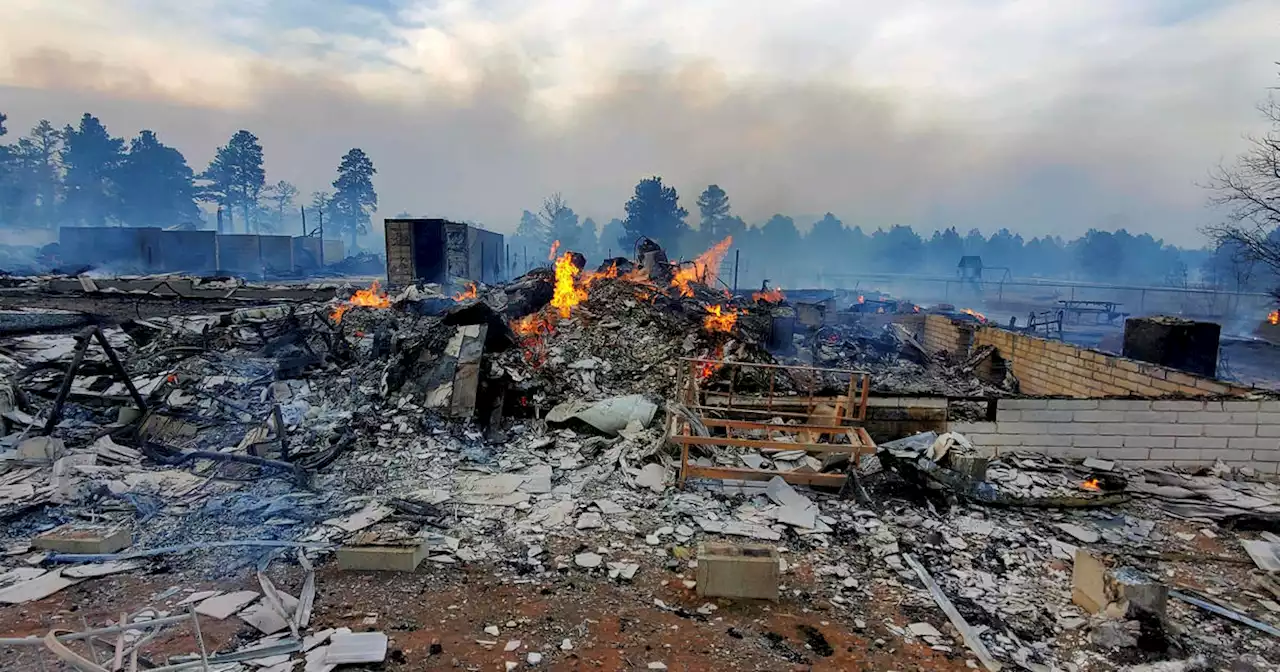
[1,0,1276,245]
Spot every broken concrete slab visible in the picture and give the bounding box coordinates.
[15,436,65,463]
[196,590,261,619]
[575,512,604,530]
[696,542,779,601]
[322,502,393,533]
[1241,539,1280,572]
[0,569,80,604]
[1054,522,1100,544]
[575,552,603,568]
[240,600,292,635]
[635,463,667,492]
[62,561,142,579]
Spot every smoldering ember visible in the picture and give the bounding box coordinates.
[0,223,1279,672]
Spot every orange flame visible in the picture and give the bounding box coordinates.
[547,240,560,261]
[960,308,988,323]
[1269,310,1279,325]
[1081,478,1101,492]
[671,236,732,297]
[509,313,555,367]
[703,304,742,332]
[551,253,587,318]
[753,287,785,303]
[330,280,390,323]
[581,261,619,288]
[697,345,726,381]
[453,281,478,301]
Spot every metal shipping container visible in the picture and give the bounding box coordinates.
[384,218,505,287]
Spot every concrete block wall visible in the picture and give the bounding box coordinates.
[971,324,1252,398]
[952,398,1280,472]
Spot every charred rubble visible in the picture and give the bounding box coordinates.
[0,242,1275,671]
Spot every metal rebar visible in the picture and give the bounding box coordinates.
[40,329,92,435]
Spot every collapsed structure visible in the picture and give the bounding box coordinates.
[0,237,1277,670]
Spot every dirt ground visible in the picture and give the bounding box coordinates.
[0,558,978,671]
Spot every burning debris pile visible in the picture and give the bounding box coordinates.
[0,239,1276,670]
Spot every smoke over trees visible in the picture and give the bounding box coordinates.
[115,130,200,229]
[1204,69,1280,298]
[0,110,378,250]
[203,130,266,234]
[61,113,124,228]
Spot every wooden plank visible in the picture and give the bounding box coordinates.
[697,418,862,433]
[670,435,869,453]
[678,357,868,376]
[685,404,850,423]
[684,465,847,488]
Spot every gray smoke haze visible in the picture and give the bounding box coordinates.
[1,0,1276,246]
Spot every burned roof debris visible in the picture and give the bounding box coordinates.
[0,239,1276,670]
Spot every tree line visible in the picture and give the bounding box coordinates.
[508,177,1220,290]
[0,111,377,250]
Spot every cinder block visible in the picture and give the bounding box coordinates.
[33,524,131,554]
[696,542,779,601]
[950,421,996,435]
[1098,399,1155,411]
[1073,435,1124,448]
[1119,411,1174,424]
[1074,411,1126,423]
[1100,423,1150,436]
[1046,399,1099,411]
[1261,401,1280,413]
[998,422,1050,435]
[1021,410,1074,422]
[1259,413,1280,425]
[1204,424,1256,438]
[1200,449,1255,463]
[1001,399,1048,410]
[337,542,429,572]
[1010,432,1073,447]
[1100,447,1152,461]
[1072,550,1167,619]
[1177,411,1231,424]
[1123,436,1175,448]
[1228,412,1260,424]
[1259,425,1280,438]
[1152,400,1206,412]
[1150,424,1203,437]
[1229,437,1280,451]
[1174,436,1227,449]
[1061,422,1101,436]
[1149,448,1201,462]
[1223,401,1262,412]
[995,410,1021,422]
[981,433,1025,447]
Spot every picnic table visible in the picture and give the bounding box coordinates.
[1057,300,1128,325]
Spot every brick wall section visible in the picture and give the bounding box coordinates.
[918,314,973,356]
[971,325,1252,398]
[952,398,1280,472]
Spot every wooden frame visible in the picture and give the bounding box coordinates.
[671,358,876,489]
